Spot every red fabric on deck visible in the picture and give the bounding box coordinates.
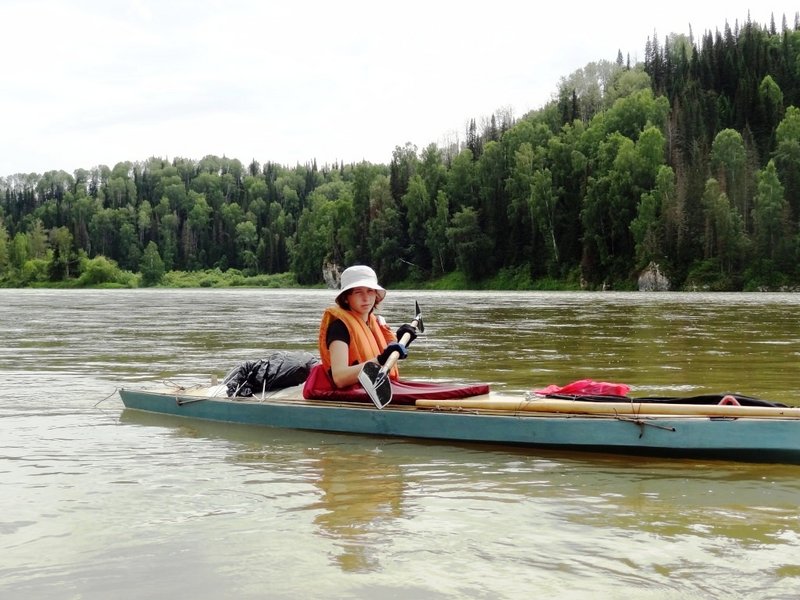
[302,364,489,404]
[533,378,631,397]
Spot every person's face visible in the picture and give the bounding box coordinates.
[347,287,377,317]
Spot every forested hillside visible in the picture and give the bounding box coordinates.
[2,15,800,290]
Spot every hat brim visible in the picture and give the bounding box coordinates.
[337,282,386,303]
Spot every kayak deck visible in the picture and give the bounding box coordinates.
[140,382,800,419]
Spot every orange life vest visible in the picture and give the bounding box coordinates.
[318,306,399,381]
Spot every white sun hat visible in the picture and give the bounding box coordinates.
[337,265,386,302]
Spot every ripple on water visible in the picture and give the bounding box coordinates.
[3,289,800,598]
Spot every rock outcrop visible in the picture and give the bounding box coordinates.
[322,262,341,289]
[638,262,670,291]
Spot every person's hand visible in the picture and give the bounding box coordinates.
[377,342,407,365]
[396,323,418,345]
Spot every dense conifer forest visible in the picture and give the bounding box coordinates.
[2,15,800,290]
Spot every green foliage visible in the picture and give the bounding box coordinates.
[630,164,676,269]
[774,106,800,221]
[483,266,535,290]
[367,175,405,284]
[10,232,28,269]
[446,207,494,282]
[752,160,789,264]
[21,258,50,284]
[0,218,9,276]
[159,268,298,288]
[421,270,469,290]
[710,129,748,226]
[402,174,433,270]
[140,241,165,286]
[742,260,791,291]
[529,167,559,269]
[1,17,799,291]
[78,255,125,286]
[684,259,736,291]
[425,190,451,276]
[700,178,747,274]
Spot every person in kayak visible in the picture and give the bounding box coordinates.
[317,265,417,388]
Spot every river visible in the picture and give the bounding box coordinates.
[2,288,800,599]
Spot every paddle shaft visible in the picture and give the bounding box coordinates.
[379,316,419,375]
[359,301,424,409]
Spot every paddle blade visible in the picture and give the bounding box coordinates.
[358,361,392,409]
[414,300,425,334]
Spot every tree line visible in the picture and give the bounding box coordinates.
[2,15,800,290]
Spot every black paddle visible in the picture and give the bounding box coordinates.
[358,301,424,409]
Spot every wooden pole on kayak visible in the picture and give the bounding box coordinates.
[414,397,800,418]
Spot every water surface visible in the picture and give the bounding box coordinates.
[2,289,800,599]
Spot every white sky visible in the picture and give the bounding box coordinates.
[0,1,797,176]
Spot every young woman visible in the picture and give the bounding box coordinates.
[317,265,416,388]
[304,265,488,403]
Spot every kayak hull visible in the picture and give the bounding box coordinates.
[118,386,800,463]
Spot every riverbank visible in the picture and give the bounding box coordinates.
[5,264,795,292]
[1,265,586,291]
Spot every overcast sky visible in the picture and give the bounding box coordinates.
[1,1,797,176]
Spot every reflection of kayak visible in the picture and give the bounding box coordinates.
[118,382,800,464]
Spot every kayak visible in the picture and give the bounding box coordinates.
[118,382,800,464]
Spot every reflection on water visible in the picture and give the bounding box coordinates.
[3,289,800,598]
[124,410,407,574]
[116,410,800,597]
[309,451,404,572]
